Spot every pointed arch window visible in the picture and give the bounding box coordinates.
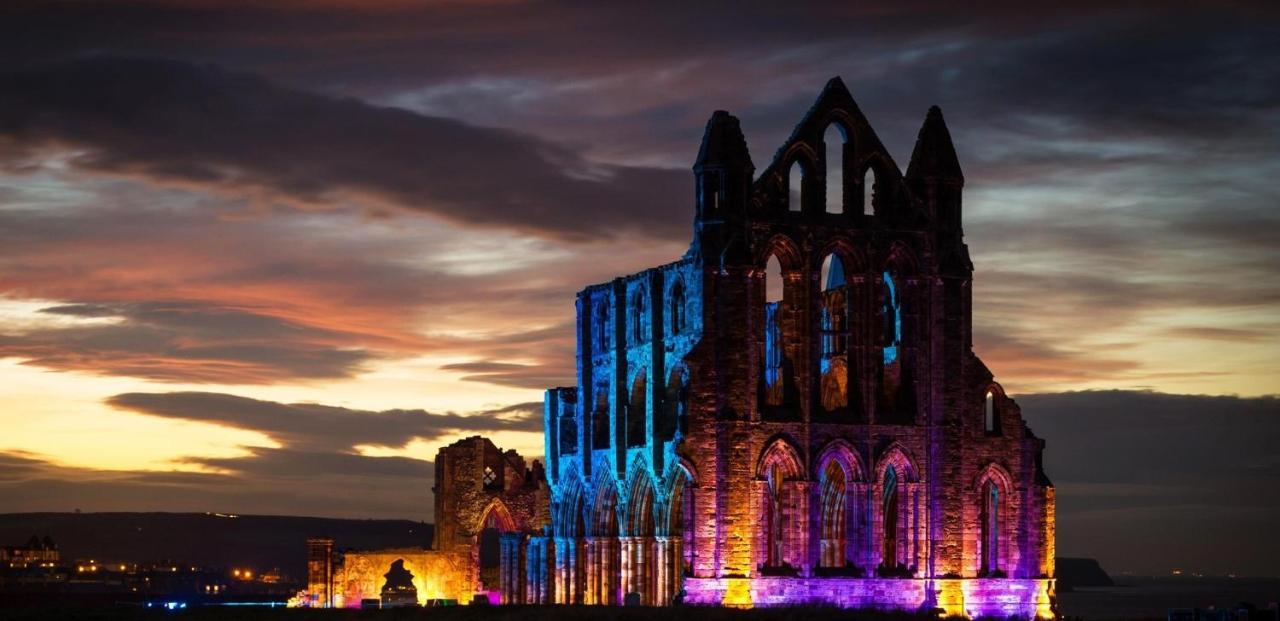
[670,281,686,335]
[763,255,785,407]
[661,368,689,440]
[788,161,804,212]
[678,475,695,575]
[820,254,848,357]
[882,271,901,365]
[980,480,1001,575]
[882,466,900,570]
[819,460,848,568]
[630,288,647,345]
[594,301,610,352]
[627,372,647,447]
[984,390,1000,435]
[592,384,610,449]
[863,167,876,216]
[758,440,804,573]
[764,463,785,568]
[825,124,847,214]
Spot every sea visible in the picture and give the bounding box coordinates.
[1058,577,1280,620]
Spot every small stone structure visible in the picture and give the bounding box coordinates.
[298,436,548,607]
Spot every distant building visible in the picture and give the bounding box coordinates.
[297,436,548,608]
[2,535,59,567]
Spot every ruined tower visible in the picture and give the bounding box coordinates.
[533,77,1055,617]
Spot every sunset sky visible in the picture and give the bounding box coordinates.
[1,1,1277,575]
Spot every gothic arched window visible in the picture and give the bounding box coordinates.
[980,480,1001,575]
[882,466,900,569]
[594,301,610,352]
[630,288,646,345]
[627,372,647,447]
[670,281,686,335]
[592,384,610,449]
[763,256,785,406]
[983,389,1003,432]
[765,463,785,568]
[863,167,877,216]
[819,460,848,568]
[788,161,804,212]
[820,254,848,357]
[825,124,847,214]
[882,271,901,365]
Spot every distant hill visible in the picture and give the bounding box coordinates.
[0,513,432,580]
[4,513,1113,591]
[1056,557,1115,590]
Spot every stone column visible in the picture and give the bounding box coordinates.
[582,537,596,604]
[499,534,516,604]
[524,536,544,604]
[550,537,565,599]
[653,536,670,605]
[619,536,634,602]
[602,537,618,605]
[634,536,649,604]
[565,538,579,604]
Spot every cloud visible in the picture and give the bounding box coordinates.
[106,391,543,451]
[0,389,547,518]
[0,56,690,242]
[0,449,436,519]
[0,301,378,383]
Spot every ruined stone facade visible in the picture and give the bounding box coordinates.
[530,78,1055,617]
[299,436,548,608]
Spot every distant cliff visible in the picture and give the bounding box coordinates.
[0,512,431,580]
[1056,557,1115,590]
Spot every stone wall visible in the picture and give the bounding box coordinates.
[536,77,1055,618]
[299,436,548,608]
[331,548,469,607]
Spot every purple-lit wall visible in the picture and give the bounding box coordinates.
[531,78,1056,619]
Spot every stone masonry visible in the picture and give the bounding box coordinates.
[531,77,1055,618]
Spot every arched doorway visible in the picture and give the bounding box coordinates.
[591,482,620,605]
[756,438,806,574]
[380,559,417,608]
[882,466,900,570]
[475,501,517,597]
[624,473,656,605]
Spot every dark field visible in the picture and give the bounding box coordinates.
[0,605,943,621]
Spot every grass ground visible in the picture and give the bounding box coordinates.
[0,604,955,621]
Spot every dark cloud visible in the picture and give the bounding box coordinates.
[0,176,679,387]
[182,447,433,479]
[1020,390,1280,576]
[0,56,689,242]
[441,361,574,390]
[0,449,436,519]
[106,391,543,451]
[0,301,377,383]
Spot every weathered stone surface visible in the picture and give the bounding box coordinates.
[301,436,549,607]
[305,77,1055,619]
[537,77,1054,617]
